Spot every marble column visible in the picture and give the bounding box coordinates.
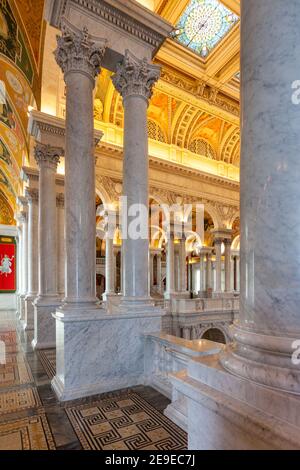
[15,227,22,318]
[178,237,187,292]
[32,144,62,349]
[24,188,39,330]
[206,253,212,291]
[165,232,175,299]
[221,0,300,393]
[214,239,222,293]
[113,50,160,308]
[56,193,65,297]
[157,251,162,294]
[55,26,106,309]
[224,239,232,293]
[199,252,206,293]
[19,210,28,322]
[103,233,115,300]
[149,251,154,293]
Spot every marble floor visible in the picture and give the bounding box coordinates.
[0,310,187,450]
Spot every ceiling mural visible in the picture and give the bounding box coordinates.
[0,1,33,86]
[172,0,239,58]
[0,190,15,225]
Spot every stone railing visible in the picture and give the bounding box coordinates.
[96,257,105,265]
[144,332,223,430]
[171,296,239,314]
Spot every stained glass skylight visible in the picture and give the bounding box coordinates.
[172,0,239,58]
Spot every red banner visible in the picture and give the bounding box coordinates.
[0,237,16,293]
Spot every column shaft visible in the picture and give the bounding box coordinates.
[221,0,300,393]
[215,241,222,292]
[224,241,232,292]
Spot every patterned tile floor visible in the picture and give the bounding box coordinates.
[0,310,187,450]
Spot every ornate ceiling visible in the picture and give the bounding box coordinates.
[0,0,45,220]
[0,0,241,225]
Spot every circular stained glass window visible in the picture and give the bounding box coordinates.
[172,0,239,58]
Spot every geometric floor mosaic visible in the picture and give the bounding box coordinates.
[0,362,33,388]
[0,387,42,415]
[0,311,186,450]
[0,412,56,450]
[37,349,56,379]
[65,393,187,450]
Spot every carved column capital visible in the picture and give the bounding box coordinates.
[25,187,39,204]
[34,143,63,170]
[54,25,107,82]
[112,50,160,103]
[56,193,65,208]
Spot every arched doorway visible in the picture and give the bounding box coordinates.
[201,328,226,344]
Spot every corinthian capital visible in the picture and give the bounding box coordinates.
[112,50,160,102]
[34,143,63,170]
[25,187,39,204]
[54,24,107,82]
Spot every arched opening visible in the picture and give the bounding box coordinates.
[201,328,226,344]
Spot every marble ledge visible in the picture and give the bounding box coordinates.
[145,332,223,357]
[53,306,164,322]
[170,370,300,450]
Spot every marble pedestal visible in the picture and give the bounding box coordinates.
[23,296,35,331]
[170,353,300,450]
[32,297,61,350]
[51,306,163,401]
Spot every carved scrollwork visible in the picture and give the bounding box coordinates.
[55,24,107,81]
[112,50,161,102]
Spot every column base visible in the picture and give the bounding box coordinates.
[32,296,61,350]
[170,353,300,450]
[220,324,300,394]
[51,304,164,401]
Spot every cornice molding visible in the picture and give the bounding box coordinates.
[97,142,240,191]
[45,0,173,55]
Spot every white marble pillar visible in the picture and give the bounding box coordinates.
[55,26,106,309]
[15,227,22,318]
[157,251,162,294]
[199,252,206,293]
[221,0,300,393]
[32,144,62,349]
[19,210,28,322]
[236,255,240,292]
[56,193,65,297]
[113,51,160,307]
[206,253,212,291]
[24,188,39,330]
[214,239,222,293]
[165,232,175,299]
[149,251,154,293]
[178,238,187,292]
[104,235,115,299]
[224,239,232,293]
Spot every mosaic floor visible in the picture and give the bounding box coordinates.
[0,310,187,450]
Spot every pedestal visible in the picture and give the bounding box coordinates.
[51,306,163,401]
[32,297,61,349]
[170,355,300,450]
